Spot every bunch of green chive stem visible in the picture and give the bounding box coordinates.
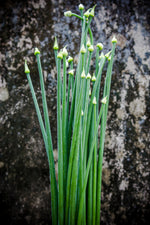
[24,4,117,225]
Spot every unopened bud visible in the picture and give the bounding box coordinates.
[24,60,30,74]
[111,36,117,44]
[101,96,107,104]
[79,4,84,10]
[34,47,40,55]
[84,9,90,18]
[88,45,94,52]
[80,44,86,54]
[97,43,103,50]
[62,47,68,57]
[53,37,59,50]
[86,73,91,79]
[64,11,72,17]
[68,56,73,63]
[105,51,112,59]
[89,5,96,17]
[57,51,63,59]
[92,96,97,105]
[99,52,105,60]
[108,56,111,61]
[91,74,96,82]
[86,37,91,47]
[68,69,74,76]
[81,69,86,78]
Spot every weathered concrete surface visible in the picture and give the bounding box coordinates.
[0,0,149,224]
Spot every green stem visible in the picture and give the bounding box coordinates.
[92,103,97,225]
[77,103,104,225]
[95,48,99,77]
[70,61,74,96]
[62,55,67,208]
[83,56,106,178]
[26,73,47,154]
[96,43,116,225]
[75,17,86,117]
[72,13,83,20]
[69,76,85,225]
[57,58,64,225]
[35,53,58,225]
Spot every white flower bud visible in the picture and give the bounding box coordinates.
[89,5,96,17]
[88,45,94,52]
[99,52,105,60]
[92,96,97,105]
[101,96,107,104]
[62,47,68,57]
[80,44,86,54]
[68,69,74,76]
[57,51,63,59]
[97,43,103,50]
[86,37,91,47]
[24,60,30,74]
[105,51,112,60]
[79,4,84,10]
[86,73,91,79]
[68,56,73,63]
[111,36,117,43]
[64,11,72,17]
[81,69,86,78]
[91,74,96,82]
[34,47,40,55]
[53,37,59,50]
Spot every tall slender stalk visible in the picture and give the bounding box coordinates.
[24,5,117,225]
[96,40,117,225]
[56,52,64,225]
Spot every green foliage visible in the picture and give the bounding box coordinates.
[24,4,117,225]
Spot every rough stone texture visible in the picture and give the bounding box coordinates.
[0,0,150,225]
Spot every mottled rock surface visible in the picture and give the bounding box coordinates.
[0,0,150,224]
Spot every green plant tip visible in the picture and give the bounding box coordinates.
[53,37,59,50]
[108,56,111,61]
[88,45,94,52]
[79,4,84,10]
[91,74,96,81]
[112,36,117,43]
[34,47,40,55]
[81,69,86,78]
[81,110,84,116]
[68,56,73,63]
[84,9,90,18]
[105,51,112,59]
[97,43,103,50]
[57,50,63,59]
[101,96,107,104]
[64,10,72,17]
[99,52,105,60]
[62,47,68,57]
[24,60,30,74]
[86,73,91,79]
[92,96,97,105]
[86,37,91,47]
[80,44,86,54]
[89,4,96,17]
[68,69,74,76]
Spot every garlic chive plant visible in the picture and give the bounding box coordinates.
[24,4,117,225]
